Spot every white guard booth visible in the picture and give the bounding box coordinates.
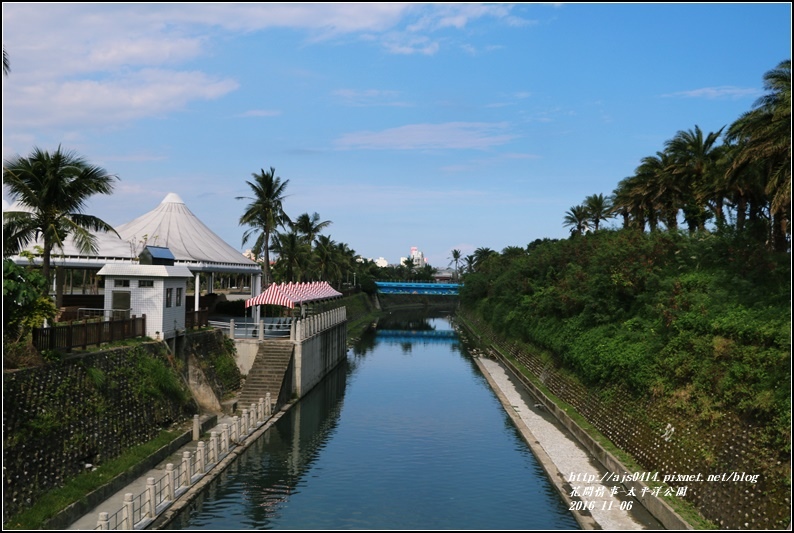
[96,263,193,340]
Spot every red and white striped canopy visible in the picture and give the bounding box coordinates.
[245,281,343,309]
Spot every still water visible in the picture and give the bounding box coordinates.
[166,312,579,530]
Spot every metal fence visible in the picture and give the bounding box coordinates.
[208,317,292,339]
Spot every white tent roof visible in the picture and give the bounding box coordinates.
[115,193,259,273]
[4,193,260,274]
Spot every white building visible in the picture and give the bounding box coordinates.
[97,260,192,341]
[6,192,264,321]
[400,246,426,268]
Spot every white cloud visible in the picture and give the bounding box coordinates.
[662,86,762,100]
[332,88,411,107]
[5,70,238,129]
[335,122,516,150]
[238,110,283,118]
[382,35,441,55]
[406,4,528,32]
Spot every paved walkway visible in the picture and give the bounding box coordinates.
[475,356,662,530]
[67,407,289,531]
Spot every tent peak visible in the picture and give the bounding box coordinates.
[161,192,185,205]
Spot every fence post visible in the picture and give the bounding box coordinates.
[197,441,206,474]
[66,322,73,353]
[182,451,192,487]
[96,511,110,530]
[123,492,134,530]
[109,316,115,343]
[83,318,89,350]
[142,314,147,337]
[221,424,229,454]
[210,431,218,464]
[146,477,156,518]
[258,398,265,422]
[231,416,239,442]
[265,393,272,417]
[229,319,235,339]
[193,414,200,441]
[259,319,264,340]
[166,464,176,501]
[251,403,259,425]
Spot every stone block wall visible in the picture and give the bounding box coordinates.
[460,311,790,530]
[2,342,196,522]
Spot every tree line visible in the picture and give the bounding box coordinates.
[562,60,790,253]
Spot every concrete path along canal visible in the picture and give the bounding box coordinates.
[475,356,661,530]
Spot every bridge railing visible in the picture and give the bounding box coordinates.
[374,281,461,295]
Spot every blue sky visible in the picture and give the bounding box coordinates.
[2,3,791,267]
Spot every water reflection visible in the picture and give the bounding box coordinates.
[167,311,579,530]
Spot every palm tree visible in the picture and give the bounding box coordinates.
[464,254,476,274]
[725,60,791,250]
[292,212,332,247]
[402,257,415,280]
[562,205,590,236]
[644,151,681,230]
[312,234,339,282]
[501,246,526,258]
[448,249,462,282]
[237,167,291,287]
[584,193,613,231]
[664,125,724,232]
[333,241,358,287]
[270,229,310,283]
[3,46,9,76]
[3,146,118,306]
[472,247,498,271]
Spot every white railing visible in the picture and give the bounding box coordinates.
[211,307,346,342]
[93,395,274,530]
[292,307,346,342]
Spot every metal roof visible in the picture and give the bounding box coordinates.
[96,264,193,278]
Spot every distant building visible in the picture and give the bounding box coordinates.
[406,246,426,268]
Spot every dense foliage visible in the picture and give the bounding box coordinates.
[461,229,790,450]
[2,257,56,345]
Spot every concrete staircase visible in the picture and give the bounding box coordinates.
[237,340,294,411]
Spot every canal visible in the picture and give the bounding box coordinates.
[165,312,581,530]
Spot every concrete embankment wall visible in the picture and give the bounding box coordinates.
[294,322,347,398]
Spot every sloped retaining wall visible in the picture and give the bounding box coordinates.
[458,311,791,530]
[2,343,194,522]
[2,330,239,525]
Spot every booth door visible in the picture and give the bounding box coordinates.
[111,291,131,319]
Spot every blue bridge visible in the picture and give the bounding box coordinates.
[374,281,461,295]
[376,329,458,344]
